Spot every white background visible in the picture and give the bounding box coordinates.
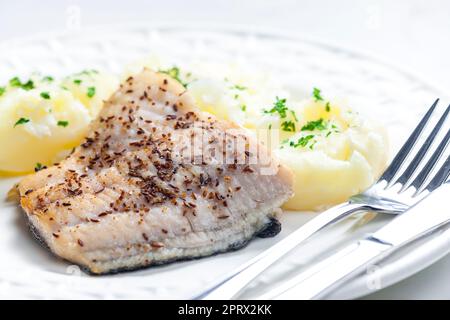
[1,0,449,299]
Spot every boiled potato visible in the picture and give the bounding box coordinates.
[62,70,118,117]
[0,72,118,174]
[275,100,388,210]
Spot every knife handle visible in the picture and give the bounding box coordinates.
[263,182,450,300]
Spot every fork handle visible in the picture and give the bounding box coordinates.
[196,201,369,300]
[266,239,390,300]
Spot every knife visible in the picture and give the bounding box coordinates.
[258,181,450,300]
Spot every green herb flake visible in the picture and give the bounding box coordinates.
[34,163,46,172]
[264,97,288,118]
[77,69,99,76]
[42,76,54,82]
[240,104,247,112]
[312,87,323,101]
[301,118,327,131]
[9,77,21,87]
[325,102,331,112]
[232,84,247,91]
[268,124,272,130]
[22,80,35,90]
[87,86,96,98]
[57,120,69,127]
[281,121,296,132]
[73,79,82,85]
[290,110,299,122]
[290,135,315,148]
[9,77,35,90]
[159,66,187,88]
[40,92,51,99]
[0,86,5,96]
[14,117,30,127]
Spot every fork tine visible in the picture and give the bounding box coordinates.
[425,154,450,192]
[409,127,450,193]
[379,99,439,184]
[396,104,450,190]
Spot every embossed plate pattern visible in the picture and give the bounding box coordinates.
[0,23,448,299]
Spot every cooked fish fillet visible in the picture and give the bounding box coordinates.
[17,69,294,274]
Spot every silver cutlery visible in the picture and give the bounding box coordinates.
[259,181,450,299]
[197,99,450,299]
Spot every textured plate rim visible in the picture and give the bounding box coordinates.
[1,21,447,98]
[0,21,448,299]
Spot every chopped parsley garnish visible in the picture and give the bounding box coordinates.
[281,121,296,132]
[42,76,54,82]
[312,87,323,101]
[240,104,247,112]
[22,80,35,90]
[290,110,299,122]
[61,86,69,91]
[0,86,5,96]
[40,92,50,99]
[159,66,187,87]
[57,120,69,127]
[73,79,82,85]
[87,86,96,98]
[325,102,331,112]
[268,124,272,130]
[232,84,247,91]
[34,163,46,172]
[9,77,21,87]
[234,94,239,100]
[9,77,35,90]
[290,135,315,148]
[14,117,30,127]
[301,118,327,131]
[264,97,288,118]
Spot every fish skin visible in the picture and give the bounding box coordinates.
[17,69,294,274]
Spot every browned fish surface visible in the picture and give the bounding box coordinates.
[17,69,293,274]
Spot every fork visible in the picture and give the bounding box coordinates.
[197,99,450,300]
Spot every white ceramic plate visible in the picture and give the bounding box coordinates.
[0,23,449,300]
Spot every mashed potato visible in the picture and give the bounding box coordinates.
[0,71,118,174]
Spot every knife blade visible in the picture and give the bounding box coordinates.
[259,181,450,300]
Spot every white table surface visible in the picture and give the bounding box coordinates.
[0,0,449,300]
